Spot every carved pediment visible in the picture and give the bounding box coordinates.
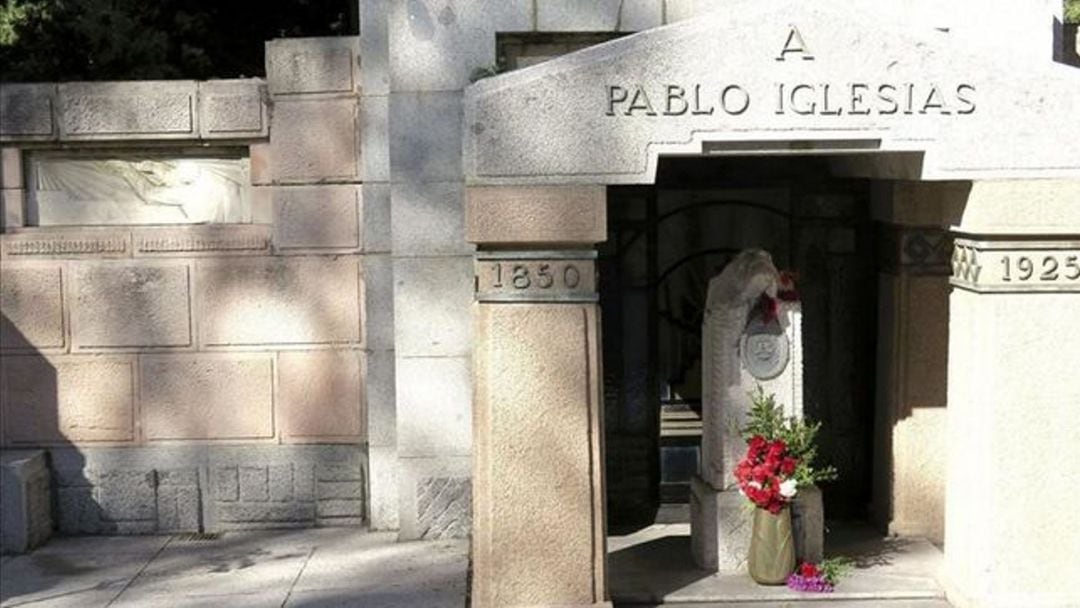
[464,2,1080,184]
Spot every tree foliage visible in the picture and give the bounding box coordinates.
[1067,0,1080,24]
[0,0,356,81]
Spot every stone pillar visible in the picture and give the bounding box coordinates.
[467,185,610,608]
[870,181,966,545]
[944,180,1080,608]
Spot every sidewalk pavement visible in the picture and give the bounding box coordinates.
[0,529,468,608]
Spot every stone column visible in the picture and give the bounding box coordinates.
[870,181,966,545]
[467,185,610,608]
[944,180,1080,608]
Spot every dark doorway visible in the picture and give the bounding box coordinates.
[600,155,879,531]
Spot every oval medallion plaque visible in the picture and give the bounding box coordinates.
[740,318,789,380]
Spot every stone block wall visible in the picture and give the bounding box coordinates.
[0,37,376,533]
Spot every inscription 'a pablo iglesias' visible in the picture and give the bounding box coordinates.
[605,82,976,117]
[605,26,976,118]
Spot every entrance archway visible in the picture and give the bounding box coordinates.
[462,4,1080,606]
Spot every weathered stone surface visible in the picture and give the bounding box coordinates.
[950,180,1080,235]
[465,185,607,245]
[397,357,471,457]
[392,181,471,255]
[620,0,663,30]
[71,263,192,349]
[156,481,200,532]
[361,94,389,182]
[0,356,135,443]
[278,350,364,441]
[362,182,391,253]
[239,466,269,502]
[58,81,197,139]
[947,289,1080,607]
[0,84,55,139]
[218,502,316,524]
[316,461,364,482]
[387,0,531,92]
[215,467,239,502]
[365,349,396,447]
[317,480,363,500]
[363,254,394,350]
[393,256,472,357]
[1,189,24,229]
[464,3,1080,184]
[273,185,361,250]
[367,446,399,530]
[416,477,471,539]
[473,304,606,606]
[1,147,22,189]
[360,0,390,95]
[250,186,273,223]
[537,0,622,30]
[266,37,359,95]
[250,143,272,185]
[96,470,157,522]
[690,478,749,572]
[132,225,271,255]
[0,229,132,261]
[197,256,361,346]
[316,499,363,518]
[269,98,359,183]
[1,450,51,554]
[397,455,470,540]
[268,465,293,502]
[0,265,65,350]
[198,79,268,137]
[388,92,462,181]
[140,354,274,440]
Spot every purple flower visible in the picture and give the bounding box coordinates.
[786,573,835,593]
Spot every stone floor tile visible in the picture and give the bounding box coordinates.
[112,540,310,600]
[29,534,170,556]
[109,590,287,607]
[0,552,150,607]
[608,522,948,605]
[284,588,466,607]
[292,538,467,593]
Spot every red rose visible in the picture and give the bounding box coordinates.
[780,457,797,475]
[747,436,767,457]
[800,562,820,578]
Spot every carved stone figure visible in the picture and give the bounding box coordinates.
[692,248,806,572]
[700,249,779,489]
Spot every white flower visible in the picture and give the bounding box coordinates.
[779,479,798,499]
[748,481,762,490]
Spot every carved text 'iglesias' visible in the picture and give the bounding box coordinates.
[605,83,976,117]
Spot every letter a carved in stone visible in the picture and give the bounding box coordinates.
[776,25,814,61]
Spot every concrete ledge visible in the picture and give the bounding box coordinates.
[1,450,52,554]
[0,79,267,143]
[465,185,607,246]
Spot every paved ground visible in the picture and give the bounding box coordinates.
[2,522,951,607]
[0,530,468,608]
[609,522,952,607]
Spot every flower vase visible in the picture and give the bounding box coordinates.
[748,505,796,585]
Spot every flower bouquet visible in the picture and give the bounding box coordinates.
[733,435,799,584]
[787,557,853,592]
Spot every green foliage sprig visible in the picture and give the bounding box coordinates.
[740,386,838,487]
[819,556,854,586]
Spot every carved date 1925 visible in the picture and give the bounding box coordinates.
[1000,254,1080,282]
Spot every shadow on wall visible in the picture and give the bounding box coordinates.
[1,312,89,604]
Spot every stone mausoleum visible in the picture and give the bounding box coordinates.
[1,1,1079,607]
